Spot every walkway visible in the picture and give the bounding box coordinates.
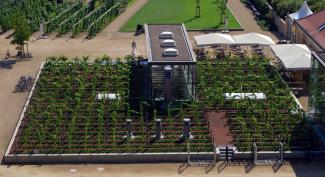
[104,0,149,32]
[227,0,283,41]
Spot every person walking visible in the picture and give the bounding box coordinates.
[131,41,137,56]
[5,49,10,59]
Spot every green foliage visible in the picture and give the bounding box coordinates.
[250,0,269,15]
[217,0,227,24]
[11,16,31,46]
[87,3,120,38]
[72,2,120,37]
[58,6,90,35]
[197,56,313,151]
[267,0,325,18]
[0,0,68,32]
[14,56,212,154]
[46,1,83,34]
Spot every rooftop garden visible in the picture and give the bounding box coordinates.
[9,55,317,156]
[196,56,316,151]
[12,56,213,154]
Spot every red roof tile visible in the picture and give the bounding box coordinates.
[296,10,325,51]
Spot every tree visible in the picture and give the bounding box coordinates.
[11,16,31,57]
[196,0,201,18]
[218,0,227,24]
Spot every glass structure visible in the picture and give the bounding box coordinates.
[149,64,196,102]
[309,52,325,123]
[144,24,197,103]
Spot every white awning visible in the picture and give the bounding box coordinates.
[194,32,275,46]
[232,32,275,45]
[288,1,313,23]
[194,33,235,46]
[224,93,266,100]
[270,44,311,70]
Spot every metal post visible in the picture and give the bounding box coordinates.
[144,104,149,144]
[183,118,192,139]
[226,145,229,164]
[127,119,132,138]
[213,144,216,163]
[123,119,135,139]
[279,142,284,164]
[187,141,191,165]
[253,142,257,164]
[155,119,163,139]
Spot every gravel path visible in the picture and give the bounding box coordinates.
[227,0,283,41]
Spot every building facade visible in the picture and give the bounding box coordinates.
[291,10,325,52]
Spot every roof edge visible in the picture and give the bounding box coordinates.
[181,23,197,63]
[144,24,153,62]
[313,52,325,67]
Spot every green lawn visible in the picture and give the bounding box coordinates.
[120,0,241,32]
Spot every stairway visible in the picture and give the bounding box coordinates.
[151,65,164,99]
[219,145,236,160]
[151,65,189,100]
[172,66,189,99]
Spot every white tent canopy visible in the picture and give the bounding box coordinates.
[288,1,313,23]
[270,44,311,70]
[232,32,275,45]
[194,33,235,46]
[194,32,275,46]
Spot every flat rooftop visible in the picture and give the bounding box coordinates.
[144,24,196,64]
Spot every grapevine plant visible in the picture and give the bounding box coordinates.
[196,56,316,151]
[11,55,316,154]
[13,56,213,154]
[0,0,69,32]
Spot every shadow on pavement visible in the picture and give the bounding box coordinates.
[0,59,16,69]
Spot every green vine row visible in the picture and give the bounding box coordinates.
[87,3,120,38]
[45,0,82,34]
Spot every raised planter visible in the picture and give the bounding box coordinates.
[4,152,214,164]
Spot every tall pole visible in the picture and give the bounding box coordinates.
[187,141,190,164]
[279,142,284,164]
[253,142,257,164]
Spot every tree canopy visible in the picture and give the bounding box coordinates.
[11,16,31,47]
[268,0,325,18]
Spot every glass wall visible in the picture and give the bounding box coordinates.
[150,64,196,102]
[309,54,325,123]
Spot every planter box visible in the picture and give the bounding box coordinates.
[4,152,214,164]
